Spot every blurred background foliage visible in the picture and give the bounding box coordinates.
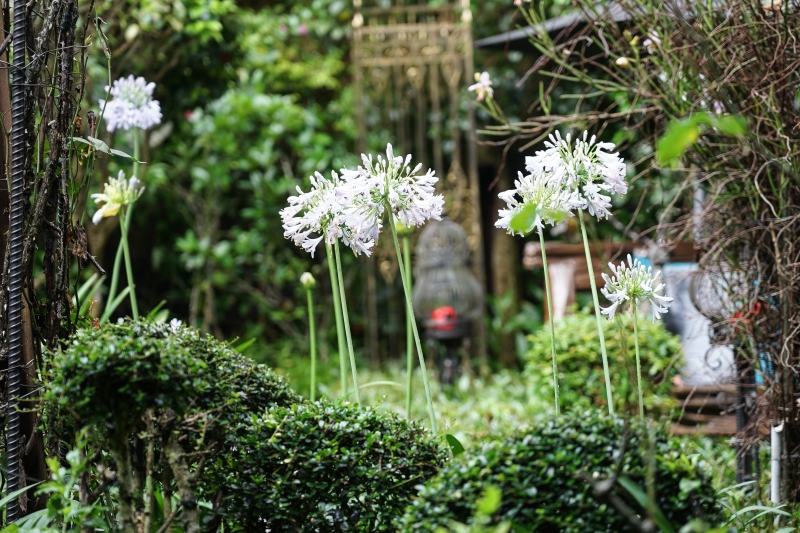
[85,0,674,384]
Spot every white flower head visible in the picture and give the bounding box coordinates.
[345,144,444,231]
[468,71,493,102]
[91,170,143,224]
[281,171,376,258]
[495,172,580,235]
[100,75,162,132]
[169,318,183,333]
[600,254,674,321]
[524,130,628,221]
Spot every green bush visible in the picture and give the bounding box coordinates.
[49,319,300,432]
[400,412,720,533]
[47,320,300,532]
[215,400,447,532]
[523,310,682,414]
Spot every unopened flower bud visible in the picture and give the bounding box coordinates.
[615,57,631,69]
[300,272,316,290]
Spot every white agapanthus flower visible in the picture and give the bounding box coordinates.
[468,72,493,101]
[100,75,162,132]
[524,130,628,220]
[495,171,581,235]
[91,170,143,224]
[342,144,444,231]
[281,171,376,257]
[600,254,674,322]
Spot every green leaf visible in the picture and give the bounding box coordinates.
[146,300,168,320]
[0,483,42,510]
[86,136,111,154]
[716,115,747,137]
[234,337,256,353]
[476,485,502,516]
[617,475,676,533]
[446,433,465,456]
[509,204,539,236]
[110,148,135,159]
[656,112,748,165]
[656,118,701,166]
[774,528,796,533]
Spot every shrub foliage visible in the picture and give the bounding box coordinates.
[524,310,682,414]
[401,412,719,532]
[48,320,299,533]
[215,400,446,532]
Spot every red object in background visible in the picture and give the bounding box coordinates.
[431,306,458,331]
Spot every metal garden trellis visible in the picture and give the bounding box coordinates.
[6,0,28,520]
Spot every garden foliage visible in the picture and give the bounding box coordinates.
[523,310,681,414]
[47,320,299,533]
[401,412,720,532]
[214,400,446,532]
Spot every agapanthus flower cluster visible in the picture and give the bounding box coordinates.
[495,171,581,235]
[496,130,628,233]
[92,170,143,224]
[342,144,444,228]
[281,171,376,257]
[600,254,674,322]
[281,144,443,258]
[100,75,162,132]
[525,130,628,220]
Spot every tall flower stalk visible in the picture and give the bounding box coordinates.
[281,170,374,403]
[507,130,628,415]
[539,230,560,415]
[333,239,361,404]
[402,231,414,418]
[98,75,161,321]
[388,213,437,433]
[94,171,143,322]
[341,144,444,432]
[301,272,318,401]
[601,254,674,418]
[496,169,577,415]
[326,242,349,396]
[282,146,444,429]
[578,209,614,414]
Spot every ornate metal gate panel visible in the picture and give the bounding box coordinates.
[351,0,486,361]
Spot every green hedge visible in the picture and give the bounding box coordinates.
[47,320,301,532]
[215,400,447,532]
[400,412,720,532]
[524,310,682,414]
[48,320,300,432]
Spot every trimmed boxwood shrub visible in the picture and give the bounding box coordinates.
[400,412,720,533]
[49,320,300,432]
[47,319,300,532]
[524,310,682,414]
[215,400,447,532]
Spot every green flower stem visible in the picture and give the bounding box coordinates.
[101,205,134,323]
[539,230,560,416]
[119,209,139,320]
[578,209,614,415]
[632,302,644,419]
[132,128,141,180]
[307,288,317,402]
[326,242,348,397]
[102,229,125,322]
[403,235,414,419]
[388,211,438,434]
[333,240,361,404]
